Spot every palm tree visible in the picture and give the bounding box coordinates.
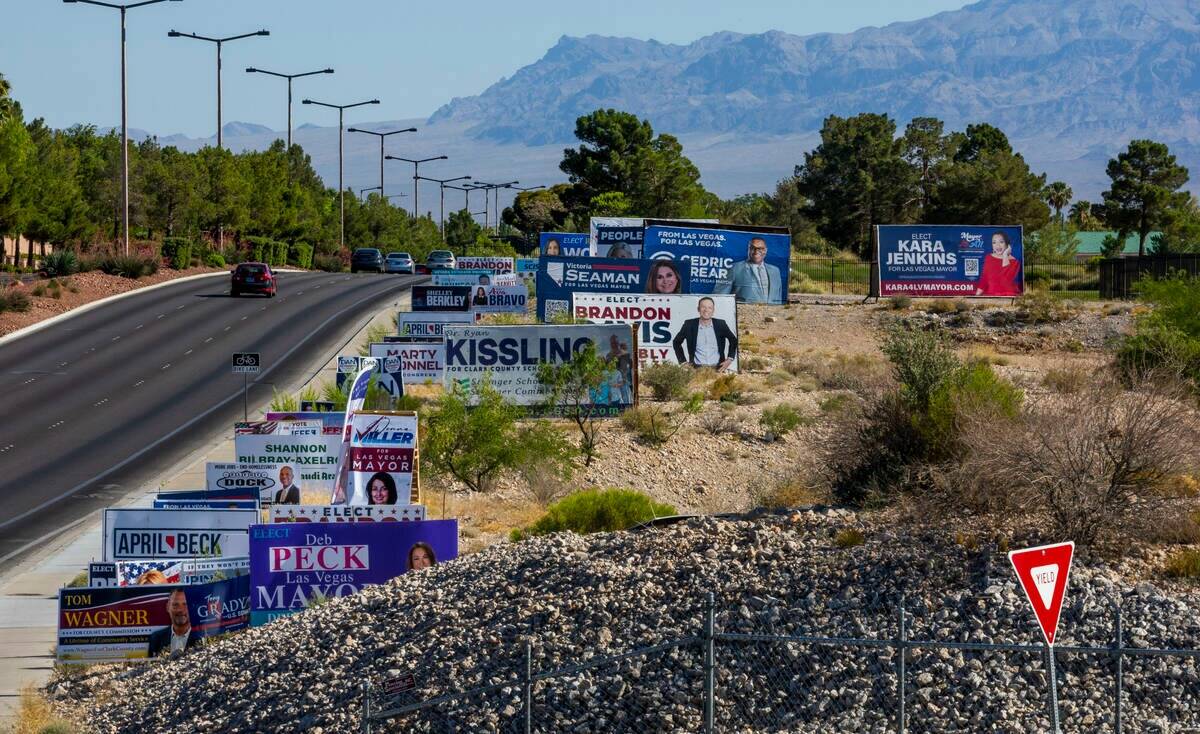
[1068,200,1093,229]
[1044,181,1073,224]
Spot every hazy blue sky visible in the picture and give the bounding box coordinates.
[2,0,967,137]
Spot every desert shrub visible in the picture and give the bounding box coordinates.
[760,403,808,440]
[205,252,226,269]
[1041,366,1088,394]
[161,237,193,269]
[743,356,768,371]
[641,362,693,401]
[880,326,959,411]
[512,489,676,540]
[537,342,616,466]
[1025,270,1051,289]
[819,394,853,414]
[94,253,158,278]
[31,283,46,297]
[834,529,866,548]
[701,411,740,436]
[1165,549,1200,579]
[40,250,79,277]
[319,380,349,410]
[751,472,827,509]
[1117,273,1200,390]
[924,361,1024,459]
[313,253,346,272]
[620,395,703,446]
[925,299,956,315]
[1015,291,1076,324]
[268,388,298,413]
[706,373,740,401]
[785,352,882,392]
[790,271,824,294]
[66,570,89,588]
[423,376,575,493]
[887,295,912,310]
[1144,511,1200,546]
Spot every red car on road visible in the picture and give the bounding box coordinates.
[231,262,277,297]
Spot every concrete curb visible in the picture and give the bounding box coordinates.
[0,271,229,348]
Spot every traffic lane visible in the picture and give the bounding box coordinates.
[0,271,334,423]
[0,272,417,531]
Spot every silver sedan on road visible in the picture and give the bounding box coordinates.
[385,252,415,274]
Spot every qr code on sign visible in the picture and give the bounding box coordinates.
[964,258,980,277]
[544,300,568,322]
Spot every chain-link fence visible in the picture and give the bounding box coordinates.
[362,595,1200,733]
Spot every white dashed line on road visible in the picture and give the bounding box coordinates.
[240,316,248,321]
[0,444,13,453]
[157,314,165,319]
[223,326,232,331]
[111,336,121,342]
[58,361,68,368]
[176,304,185,310]
[184,349,193,356]
[22,378,36,385]
[161,363,171,370]
[132,380,145,387]
[47,421,65,430]
[135,324,144,330]
[93,398,109,407]
[204,337,213,343]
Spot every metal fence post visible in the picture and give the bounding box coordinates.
[830,258,835,294]
[896,596,907,734]
[361,681,371,734]
[1114,604,1123,734]
[1046,644,1062,734]
[704,592,715,734]
[524,641,533,734]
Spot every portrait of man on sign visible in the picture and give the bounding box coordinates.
[715,237,782,304]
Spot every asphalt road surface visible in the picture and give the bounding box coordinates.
[0,271,423,564]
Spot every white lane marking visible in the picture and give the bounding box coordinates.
[47,420,65,430]
[0,444,13,453]
[223,326,232,331]
[111,336,121,342]
[58,361,69,368]
[240,315,248,321]
[93,398,109,407]
[22,377,36,385]
[259,306,267,311]
[135,324,144,330]
[157,314,165,319]
[132,380,145,387]
[176,304,185,310]
[204,337,214,343]
[161,363,171,370]
[184,349,193,356]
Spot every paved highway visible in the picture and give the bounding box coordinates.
[0,271,422,563]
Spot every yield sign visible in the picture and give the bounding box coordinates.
[1008,542,1074,645]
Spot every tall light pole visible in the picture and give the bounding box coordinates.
[64,0,182,256]
[245,66,334,148]
[358,187,407,203]
[302,97,380,249]
[468,181,517,231]
[385,155,446,220]
[415,175,472,241]
[348,126,417,204]
[167,29,269,150]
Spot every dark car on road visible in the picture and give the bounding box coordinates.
[230,262,276,297]
[385,252,415,274]
[350,248,385,273]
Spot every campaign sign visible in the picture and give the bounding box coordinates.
[233,432,343,501]
[573,293,739,372]
[469,284,529,315]
[398,310,477,338]
[876,225,1024,297]
[108,560,184,586]
[443,324,637,415]
[412,285,472,312]
[265,412,346,434]
[370,342,444,385]
[345,412,419,506]
[102,508,258,562]
[590,217,646,258]
[154,499,259,511]
[155,487,259,502]
[181,557,250,585]
[86,563,118,588]
[645,222,791,305]
[249,520,457,625]
[234,420,322,436]
[515,258,539,282]
[457,256,514,274]
[431,268,492,287]
[540,232,592,257]
[535,256,691,322]
[269,505,427,523]
[57,576,250,663]
[205,462,277,500]
[97,557,249,586]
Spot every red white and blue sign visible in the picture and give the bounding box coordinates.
[876,225,1024,298]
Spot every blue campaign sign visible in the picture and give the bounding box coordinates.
[644,223,791,305]
[876,225,1024,297]
[540,232,591,257]
[249,520,457,625]
[535,256,691,322]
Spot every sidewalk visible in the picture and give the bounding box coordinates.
[0,293,407,724]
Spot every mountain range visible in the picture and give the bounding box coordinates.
[134,0,1200,207]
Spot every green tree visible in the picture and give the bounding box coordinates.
[0,99,33,244]
[1151,194,1200,255]
[22,120,90,248]
[1102,139,1191,256]
[588,191,632,217]
[796,113,915,259]
[902,116,956,218]
[444,208,481,251]
[537,342,614,466]
[1068,200,1096,229]
[502,184,569,237]
[953,123,1011,164]
[1044,181,1073,223]
[928,149,1050,232]
[194,145,250,242]
[1028,221,1080,262]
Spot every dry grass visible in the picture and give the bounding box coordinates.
[423,486,545,553]
[963,345,1011,366]
[1041,366,1089,394]
[9,684,76,734]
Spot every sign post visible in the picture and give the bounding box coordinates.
[232,353,261,420]
[1009,541,1074,734]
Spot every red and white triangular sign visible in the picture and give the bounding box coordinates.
[1008,541,1074,645]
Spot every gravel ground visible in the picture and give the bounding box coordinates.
[48,510,1200,733]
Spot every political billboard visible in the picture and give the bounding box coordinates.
[411,285,471,312]
[644,222,791,305]
[432,269,518,287]
[515,258,539,282]
[572,293,739,372]
[875,225,1024,297]
[589,218,718,258]
[398,310,477,338]
[343,411,419,506]
[153,499,259,511]
[457,256,514,273]
[234,420,322,436]
[540,232,591,257]
[370,342,444,386]
[443,324,637,415]
[233,431,343,502]
[89,558,250,587]
[468,284,529,314]
[269,505,427,523]
[155,487,259,502]
[264,412,346,434]
[205,462,277,501]
[102,508,258,562]
[534,256,691,322]
[248,520,457,625]
[57,576,250,663]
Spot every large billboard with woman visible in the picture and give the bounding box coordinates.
[876,225,1024,297]
[535,256,690,321]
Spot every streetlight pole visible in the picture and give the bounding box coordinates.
[167,28,269,149]
[415,176,472,241]
[302,98,380,249]
[64,0,182,256]
[348,127,417,203]
[245,67,334,148]
[385,155,447,220]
